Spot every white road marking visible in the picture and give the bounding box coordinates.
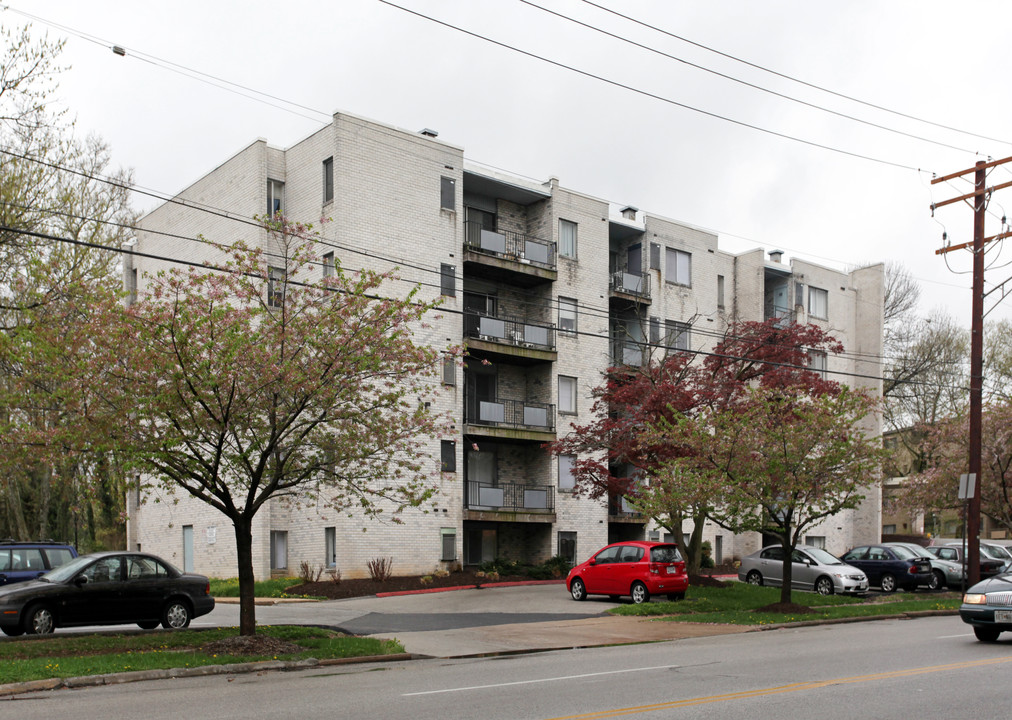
[402,664,680,696]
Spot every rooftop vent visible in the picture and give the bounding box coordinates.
[620,206,639,221]
[419,128,439,138]
[768,249,784,263]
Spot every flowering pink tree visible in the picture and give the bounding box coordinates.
[72,217,454,634]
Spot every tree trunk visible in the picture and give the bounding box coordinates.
[233,517,257,636]
[780,529,793,605]
[686,513,707,575]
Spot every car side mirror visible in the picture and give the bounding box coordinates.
[588,558,596,566]
[74,575,88,586]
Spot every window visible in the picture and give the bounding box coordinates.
[267,179,285,216]
[717,275,725,308]
[649,243,661,270]
[441,440,456,472]
[808,349,827,377]
[440,263,455,296]
[441,528,457,561]
[649,316,660,345]
[268,266,285,308]
[558,454,576,491]
[442,356,456,385]
[270,530,288,570]
[809,286,828,319]
[665,320,690,351]
[558,376,577,414]
[440,176,456,211]
[805,535,826,549]
[323,157,334,203]
[559,219,577,258]
[322,252,335,279]
[182,525,194,573]
[325,527,337,568]
[558,297,577,334]
[558,531,577,565]
[665,248,691,286]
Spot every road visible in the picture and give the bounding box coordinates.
[4,615,1008,719]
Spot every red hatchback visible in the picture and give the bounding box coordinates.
[567,541,688,604]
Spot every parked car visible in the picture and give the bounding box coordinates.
[927,545,1005,579]
[738,545,868,595]
[960,572,1012,641]
[0,540,78,586]
[567,541,688,604]
[0,551,214,636]
[884,542,962,591]
[979,542,1012,573]
[840,544,932,592]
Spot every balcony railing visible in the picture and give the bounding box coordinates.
[463,310,556,351]
[610,271,650,299]
[465,481,555,512]
[465,396,555,432]
[609,493,643,517]
[464,221,556,270]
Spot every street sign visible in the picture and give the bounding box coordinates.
[958,473,977,500]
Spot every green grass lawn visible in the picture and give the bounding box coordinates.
[208,577,316,598]
[610,583,961,625]
[0,626,404,686]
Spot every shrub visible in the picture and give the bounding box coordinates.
[420,575,433,585]
[329,569,342,585]
[434,569,449,578]
[367,557,394,582]
[299,561,324,583]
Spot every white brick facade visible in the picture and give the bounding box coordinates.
[127,111,884,579]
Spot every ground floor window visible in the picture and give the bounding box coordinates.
[558,531,577,565]
[325,527,336,568]
[805,535,826,549]
[441,528,457,562]
[270,530,288,570]
[182,525,194,572]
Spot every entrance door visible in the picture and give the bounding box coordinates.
[465,528,497,565]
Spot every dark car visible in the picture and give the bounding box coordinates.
[960,572,1012,641]
[840,544,932,592]
[0,540,78,586]
[0,551,214,636]
[567,541,688,604]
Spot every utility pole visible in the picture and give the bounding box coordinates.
[932,155,1012,585]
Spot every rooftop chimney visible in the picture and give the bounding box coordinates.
[769,249,784,263]
[620,206,638,221]
[419,128,439,138]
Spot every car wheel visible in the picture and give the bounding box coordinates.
[880,573,897,593]
[24,605,55,635]
[974,626,1001,642]
[570,578,587,601]
[137,620,160,630]
[667,593,685,601]
[162,600,192,629]
[0,623,24,637]
[814,576,834,596]
[630,581,650,604]
[746,570,763,586]
[929,570,946,591]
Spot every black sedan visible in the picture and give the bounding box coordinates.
[0,551,214,636]
[960,573,1012,641]
[840,544,932,592]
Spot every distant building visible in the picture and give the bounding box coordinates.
[125,111,885,578]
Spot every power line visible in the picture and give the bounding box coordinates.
[377,0,922,172]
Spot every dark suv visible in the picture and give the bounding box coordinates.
[0,541,78,586]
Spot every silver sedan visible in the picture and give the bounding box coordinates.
[738,545,868,596]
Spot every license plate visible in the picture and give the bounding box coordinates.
[666,567,677,574]
[995,610,1012,623]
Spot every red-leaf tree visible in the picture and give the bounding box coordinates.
[548,319,844,573]
[662,384,884,603]
[902,403,1012,535]
[37,216,455,635]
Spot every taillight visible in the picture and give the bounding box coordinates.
[649,562,661,574]
[205,581,211,595]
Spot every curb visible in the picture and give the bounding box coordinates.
[0,653,414,697]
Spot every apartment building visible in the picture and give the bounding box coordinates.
[125,111,885,579]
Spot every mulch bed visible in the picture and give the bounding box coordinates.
[286,569,542,600]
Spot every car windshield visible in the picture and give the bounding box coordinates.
[41,555,96,583]
[650,545,682,563]
[890,545,920,559]
[806,548,844,565]
[982,545,1011,560]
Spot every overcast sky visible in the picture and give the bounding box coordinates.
[7,0,1012,324]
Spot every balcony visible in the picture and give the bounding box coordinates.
[463,221,557,286]
[464,395,555,442]
[611,342,645,369]
[609,493,645,523]
[464,310,556,364]
[609,271,651,304]
[465,481,555,514]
